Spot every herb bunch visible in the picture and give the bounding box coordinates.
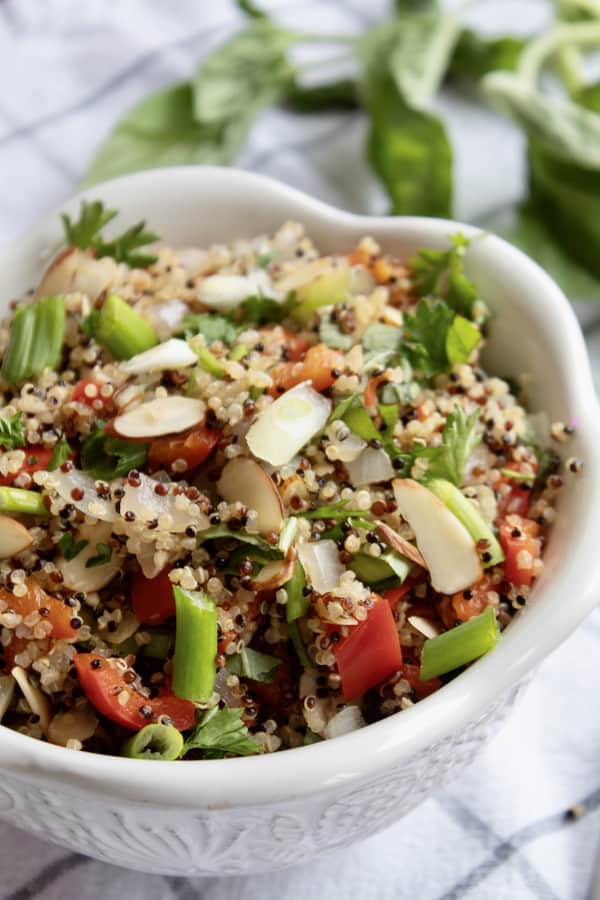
[82,0,600,299]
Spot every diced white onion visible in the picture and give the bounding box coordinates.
[331,430,366,463]
[120,339,197,375]
[119,472,209,534]
[246,382,331,466]
[345,447,394,485]
[197,271,278,310]
[47,468,116,522]
[135,298,189,340]
[323,705,365,740]
[298,540,344,594]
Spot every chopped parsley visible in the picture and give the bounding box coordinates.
[0,412,26,451]
[227,647,281,683]
[182,707,262,758]
[85,542,112,568]
[409,233,483,320]
[178,313,239,346]
[404,300,481,378]
[417,406,481,486]
[58,532,88,561]
[81,422,148,480]
[62,199,159,269]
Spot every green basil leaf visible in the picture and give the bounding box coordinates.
[387,10,462,108]
[446,314,481,365]
[285,78,359,113]
[193,21,294,127]
[227,647,281,682]
[449,30,525,81]
[81,84,230,187]
[574,81,600,111]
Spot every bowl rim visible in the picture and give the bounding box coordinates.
[0,165,599,810]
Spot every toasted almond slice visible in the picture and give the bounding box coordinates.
[58,540,121,593]
[217,457,284,535]
[392,478,482,594]
[375,520,426,569]
[407,615,441,639]
[47,701,98,747]
[197,271,278,310]
[120,339,197,375]
[250,555,296,591]
[11,666,51,735]
[113,397,205,439]
[35,247,118,300]
[0,674,15,723]
[0,515,32,558]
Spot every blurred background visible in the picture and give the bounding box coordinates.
[0,1,599,898]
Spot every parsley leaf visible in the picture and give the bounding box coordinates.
[404,299,454,378]
[177,313,238,346]
[62,200,159,269]
[85,543,112,568]
[409,234,482,320]
[0,412,26,451]
[81,422,148,480]
[417,406,481,486]
[182,707,262,758]
[446,315,481,365]
[227,647,281,682]
[231,294,294,326]
[48,434,71,471]
[58,532,89,561]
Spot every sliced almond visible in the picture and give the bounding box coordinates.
[197,271,278,310]
[120,339,197,375]
[48,701,99,747]
[11,666,51,735]
[407,615,441,639]
[375,521,426,569]
[35,247,118,300]
[113,397,205,439]
[0,674,15,723]
[250,554,296,591]
[392,478,482,594]
[217,457,284,535]
[0,515,32,558]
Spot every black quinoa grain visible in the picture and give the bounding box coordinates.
[91,658,102,669]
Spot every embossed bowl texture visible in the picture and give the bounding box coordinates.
[0,167,598,876]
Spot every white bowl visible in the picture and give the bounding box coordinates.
[0,167,599,877]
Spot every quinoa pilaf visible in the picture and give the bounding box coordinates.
[0,203,578,759]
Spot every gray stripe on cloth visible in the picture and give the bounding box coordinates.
[3,854,90,900]
[0,100,76,183]
[246,117,355,172]
[436,785,600,900]
[438,796,560,900]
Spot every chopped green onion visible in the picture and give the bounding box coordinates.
[2,295,66,384]
[121,723,183,760]
[427,478,504,567]
[328,391,361,424]
[285,559,308,623]
[343,405,381,443]
[0,486,48,517]
[194,345,227,378]
[278,517,298,555]
[419,607,499,681]
[349,551,410,586]
[500,468,535,482]
[288,620,311,667]
[172,586,217,703]
[229,343,249,362]
[291,267,351,324]
[86,294,158,360]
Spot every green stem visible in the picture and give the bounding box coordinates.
[288,620,311,667]
[0,487,48,517]
[285,559,308,623]
[519,22,600,86]
[2,296,66,384]
[172,587,217,703]
[90,294,158,360]
[419,607,499,681]
[427,478,504,567]
[556,44,584,97]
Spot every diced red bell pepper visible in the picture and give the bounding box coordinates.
[0,446,54,487]
[131,568,175,625]
[333,595,402,702]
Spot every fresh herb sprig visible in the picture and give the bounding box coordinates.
[0,413,26,451]
[62,200,159,269]
[182,707,262,758]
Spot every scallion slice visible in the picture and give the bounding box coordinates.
[1,295,65,384]
[172,586,217,703]
[194,345,227,379]
[121,723,183,760]
[285,559,308,623]
[0,487,48,517]
[419,607,499,681]
[86,294,158,360]
[427,478,504,567]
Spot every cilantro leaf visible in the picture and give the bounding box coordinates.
[48,434,71,471]
[231,294,294,326]
[403,299,454,378]
[81,422,148,480]
[61,200,117,249]
[182,707,262,757]
[62,200,159,269]
[85,542,112,568]
[177,313,238,346]
[409,234,482,320]
[227,647,281,682]
[0,412,26,451]
[58,532,88,561]
[417,406,481,486]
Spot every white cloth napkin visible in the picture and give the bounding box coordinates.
[0,2,599,898]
